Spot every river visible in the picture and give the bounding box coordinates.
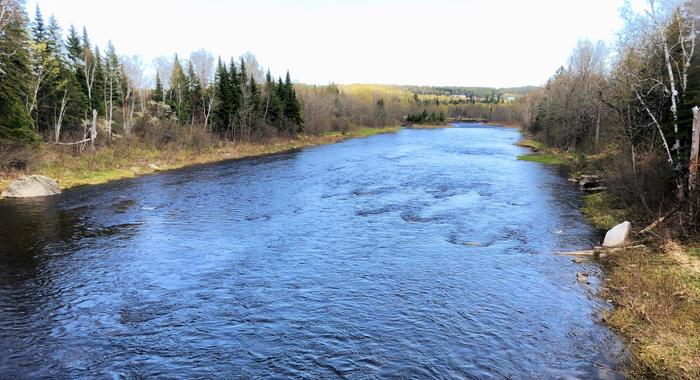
[0,123,622,378]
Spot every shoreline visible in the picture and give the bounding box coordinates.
[516,133,700,378]
[0,126,400,198]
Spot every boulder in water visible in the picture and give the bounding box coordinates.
[603,221,631,248]
[1,175,61,198]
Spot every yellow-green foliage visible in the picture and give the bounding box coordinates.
[581,192,629,230]
[339,84,416,103]
[517,153,566,165]
[516,139,545,151]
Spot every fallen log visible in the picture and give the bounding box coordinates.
[556,244,648,257]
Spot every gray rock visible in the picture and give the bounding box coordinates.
[1,175,61,198]
[148,163,161,171]
[603,221,632,248]
[576,272,590,283]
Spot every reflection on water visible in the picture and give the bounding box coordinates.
[0,123,622,378]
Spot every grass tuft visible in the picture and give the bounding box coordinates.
[600,247,700,379]
[517,153,567,165]
[581,192,629,230]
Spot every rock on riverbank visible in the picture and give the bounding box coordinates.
[1,175,61,198]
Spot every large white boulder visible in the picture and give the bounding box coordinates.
[1,175,61,198]
[603,221,631,248]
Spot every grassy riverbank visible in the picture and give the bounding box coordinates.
[0,126,399,194]
[515,139,574,165]
[404,123,453,129]
[516,135,700,378]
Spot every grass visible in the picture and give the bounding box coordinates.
[515,138,572,165]
[600,245,700,379]
[405,123,453,129]
[516,153,567,165]
[515,139,545,151]
[688,247,700,258]
[1,126,400,194]
[581,192,630,230]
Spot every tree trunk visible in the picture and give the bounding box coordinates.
[90,109,97,149]
[690,106,700,191]
[54,89,68,143]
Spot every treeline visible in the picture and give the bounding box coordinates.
[297,83,524,134]
[0,0,303,147]
[400,85,537,99]
[521,0,699,227]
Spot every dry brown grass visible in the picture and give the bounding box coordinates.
[0,126,399,194]
[600,245,700,378]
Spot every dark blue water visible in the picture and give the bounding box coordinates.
[0,123,622,378]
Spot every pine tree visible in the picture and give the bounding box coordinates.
[52,19,86,138]
[104,41,122,130]
[213,59,231,134]
[92,46,106,116]
[263,70,281,127]
[152,72,164,102]
[169,54,190,124]
[0,0,38,143]
[283,71,303,133]
[187,61,201,124]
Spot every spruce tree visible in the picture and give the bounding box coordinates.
[283,71,303,133]
[187,61,201,124]
[152,73,164,102]
[104,41,122,125]
[0,0,38,143]
[92,46,106,115]
[169,55,190,124]
[213,59,231,133]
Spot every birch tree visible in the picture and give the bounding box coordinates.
[120,55,145,136]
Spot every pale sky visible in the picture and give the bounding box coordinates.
[28,0,639,88]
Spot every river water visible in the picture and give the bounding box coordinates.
[0,123,622,378]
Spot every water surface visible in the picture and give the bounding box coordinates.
[0,123,622,378]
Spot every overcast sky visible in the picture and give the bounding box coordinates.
[28,0,641,87]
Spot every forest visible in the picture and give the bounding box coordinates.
[520,0,699,230]
[0,0,523,177]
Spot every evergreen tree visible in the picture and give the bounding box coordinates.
[92,46,106,115]
[283,71,303,133]
[152,72,164,102]
[169,55,190,124]
[52,20,86,136]
[264,70,282,127]
[187,61,201,124]
[228,58,241,117]
[213,59,232,133]
[104,41,122,125]
[0,0,38,143]
[239,57,247,86]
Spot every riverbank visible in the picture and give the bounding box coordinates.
[0,126,399,195]
[516,135,700,378]
[404,123,453,129]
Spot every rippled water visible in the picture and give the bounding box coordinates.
[0,123,622,378]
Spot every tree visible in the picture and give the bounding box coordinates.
[121,54,145,135]
[103,41,122,138]
[213,58,232,135]
[168,54,190,124]
[283,71,303,133]
[0,0,37,143]
[151,72,163,102]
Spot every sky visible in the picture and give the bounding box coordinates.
[27,0,642,88]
